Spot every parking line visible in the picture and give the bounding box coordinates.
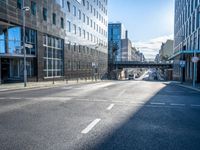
[81,119,101,134]
[170,103,185,106]
[107,104,115,110]
[150,102,165,105]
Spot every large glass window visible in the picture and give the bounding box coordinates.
[43,35,64,78]
[25,28,37,55]
[0,31,5,53]
[8,27,21,54]
[31,1,36,16]
[17,0,22,9]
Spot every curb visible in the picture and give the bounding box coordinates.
[173,83,200,92]
[0,80,103,93]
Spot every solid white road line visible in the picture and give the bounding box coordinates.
[191,104,200,107]
[81,119,101,134]
[170,103,185,106]
[150,102,165,105]
[107,104,115,110]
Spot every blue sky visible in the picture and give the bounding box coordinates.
[108,0,174,60]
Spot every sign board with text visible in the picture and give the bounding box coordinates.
[180,60,186,68]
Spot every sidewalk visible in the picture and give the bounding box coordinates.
[0,79,102,92]
[170,81,200,92]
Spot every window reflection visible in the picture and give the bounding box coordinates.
[8,27,21,54]
[0,26,37,55]
[0,31,5,53]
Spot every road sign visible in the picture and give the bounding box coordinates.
[192,56,199,63]
[180,60,186,68]
[25,43,33,49]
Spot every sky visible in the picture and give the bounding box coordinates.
[108,0,174,60]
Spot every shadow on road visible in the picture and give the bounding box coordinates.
[86,83,200,150]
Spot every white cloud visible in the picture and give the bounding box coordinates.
[133,34,173,61]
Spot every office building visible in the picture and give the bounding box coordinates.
[173,0,200,82]
[0,0,108,83]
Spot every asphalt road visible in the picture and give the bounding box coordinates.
[0,80,200,150]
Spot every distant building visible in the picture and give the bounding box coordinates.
[154,54,160,63]
[159,40,174,63]
[121,38,132,61]
[173,0,200,83]
[108,22,127,63]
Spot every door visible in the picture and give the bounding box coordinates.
[1,58,10,82]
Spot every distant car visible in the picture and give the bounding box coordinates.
[128,74,134,80]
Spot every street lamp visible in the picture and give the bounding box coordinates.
[22,1,30,87]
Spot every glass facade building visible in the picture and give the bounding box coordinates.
[173,0,200,83]
[0,0,108,83]
[108,23,126,63]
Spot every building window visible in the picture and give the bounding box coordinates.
[43,35,64,78]
[87,1,89,10]
[90,19,93,28]
[62,0,65,8]
[79,27,81,37]
[67,1,70,12]
[67,21,71,32]
[90,5,93,13]
[31,1,36,16]
[52,13,56,25]
[83,13,86,22]
[61,17,64,28]
[73,24,76,34]
[78,10,81,20]
[43,8,47,21]
[73,5,76,16]
[82,0,85,6]
[1,26,37,55]
[83,29,86,39]
[87,16,89,25]
[17,0,22,9]
[87,32,89,40]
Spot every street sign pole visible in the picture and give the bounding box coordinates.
[192,54,199,87]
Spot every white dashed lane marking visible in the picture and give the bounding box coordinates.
[150,102,165,105]
[170,103,186,106]
[81,119,101,134]
[107,104,115,110]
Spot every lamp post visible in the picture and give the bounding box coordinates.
[22,0,30,87]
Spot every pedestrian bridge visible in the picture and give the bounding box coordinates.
[113,61,173,69]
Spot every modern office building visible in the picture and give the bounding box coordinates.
[0,0,108,83]
[173,0,200,82]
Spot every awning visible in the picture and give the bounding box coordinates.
[169,50,200,60]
